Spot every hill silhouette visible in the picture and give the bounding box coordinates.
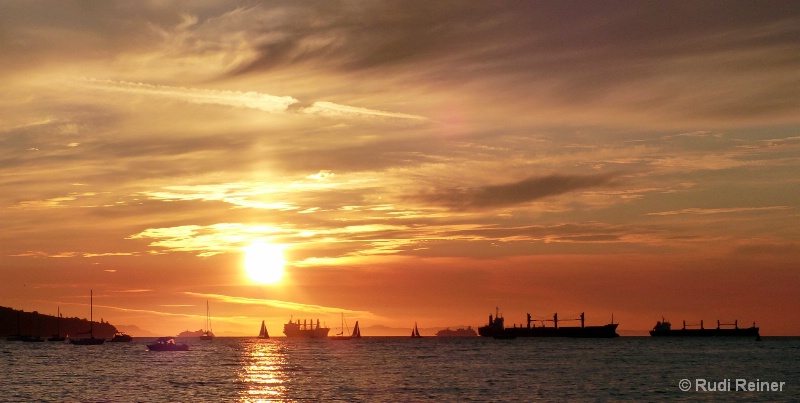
[0,306,118,339]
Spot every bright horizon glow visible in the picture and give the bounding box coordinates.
[0,2,798,337]
[243,241,286,285]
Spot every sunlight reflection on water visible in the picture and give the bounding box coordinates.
[238,340,287,402]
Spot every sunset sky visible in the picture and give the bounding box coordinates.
[2,1,799,336]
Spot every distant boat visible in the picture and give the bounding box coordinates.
[650,318,760,338]
[24,311,46,342]
[331,313,358,340]
[411,322,422,338]
[5,310,50,342]
[283,317,330,338]
[6,309,45,342]
[70,290,105,345]
[199,300,214,340]
[110,332,133,342]
[258,320,269,339]
[23,313,45,342]
[48,306,66,341]
[352,321,361,338]
[436,327,477,337]
[147,337,189,351]
[6,310,26,341]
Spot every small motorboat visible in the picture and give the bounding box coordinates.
[147,337,189,351]
[110,332,133,342]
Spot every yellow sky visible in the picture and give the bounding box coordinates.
[1,1,799,336]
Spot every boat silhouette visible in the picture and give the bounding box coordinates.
[411,322,422,338]
[48,306,66,341]
[436,326,477,337]
[6,310,46,342]
[283,317,330,338]
[199,300,214,340]
[258,320,269,339]
[147,337,189,351]
[478,308,619,338]
[331,314,361,340]
[110,332,133,342]
[650,318,759,337]
[70,290,105,345]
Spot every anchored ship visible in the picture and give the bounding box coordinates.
[283,318,330,338]
[478,308,619,338]
[650,318,759,337]
[436,326,477,337]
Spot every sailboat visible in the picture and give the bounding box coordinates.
[48,307,66,341]
[23,311,45,342]
[411,322,422,338]
[330,313,352,340]
[199,300,214,340]
[331,313,361,340]
[6,311,25,341]
[258,320,269,339]
[70,290,105,345]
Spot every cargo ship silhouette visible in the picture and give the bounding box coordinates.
[650,318,759,337]
[283,318,330,338]
[479,308,619,338]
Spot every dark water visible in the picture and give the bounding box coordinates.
[1,337,797,402]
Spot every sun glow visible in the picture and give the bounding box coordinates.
[243,241,286,284]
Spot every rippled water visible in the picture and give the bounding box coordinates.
[1,337,797,402]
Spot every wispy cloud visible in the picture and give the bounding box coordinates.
[2,1,799,336]
[129,223,291,257]
[302,101,427,121]
[79,78,427,122]
[81,78,297,112]
[647,206,791,216]
[10,251,137,258]
[185,292,379,319]
[415,173,618,210]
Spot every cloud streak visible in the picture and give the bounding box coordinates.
[648,206,791,216]
[80,78,427,121]
[81,78,298,112]
[185,292,379,319]
[415,173,618,210]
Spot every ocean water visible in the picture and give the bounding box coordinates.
[1,336,797,402]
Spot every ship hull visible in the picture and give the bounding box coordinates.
[479,324,619,338]
[283,328,330,338]
[283,319,330,338]
[650,327,759,337]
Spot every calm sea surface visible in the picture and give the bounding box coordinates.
[1,336,798,402]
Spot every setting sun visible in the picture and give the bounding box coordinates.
[243,241,286,284]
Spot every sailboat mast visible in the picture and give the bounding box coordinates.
[90,290,93,337]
